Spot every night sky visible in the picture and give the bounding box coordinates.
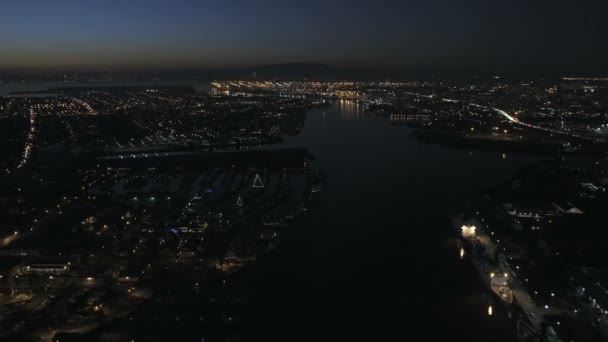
[2,0,607,74]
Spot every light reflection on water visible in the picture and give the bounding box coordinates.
[244,101,545,341]
[336,98,365,120]
[0,82,536,340]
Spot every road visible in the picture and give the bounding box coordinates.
[71,97,97,114]
[403,91,605,143]
[13,107,37,171]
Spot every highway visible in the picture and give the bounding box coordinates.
[491,107,604,143]
[404,92,606,143]
[13,107,37,172]
[71,97,97,114]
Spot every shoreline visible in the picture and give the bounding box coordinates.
[451,214,542,340]
[412,129,608,156]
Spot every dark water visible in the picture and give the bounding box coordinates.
[0,80,212,96]
[243,100,544,341]
[1,83,543,340]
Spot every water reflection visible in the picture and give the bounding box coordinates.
[337,99,365,119]
[245,102,543,341]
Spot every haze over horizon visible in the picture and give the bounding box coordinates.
[1,0,608,75]
[4,2,608,341]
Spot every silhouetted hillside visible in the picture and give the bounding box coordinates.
[208,63,363,80]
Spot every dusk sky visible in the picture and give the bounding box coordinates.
[2,0,607,73]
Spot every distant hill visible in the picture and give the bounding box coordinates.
[254,63,334,79]
[207,63,361,81]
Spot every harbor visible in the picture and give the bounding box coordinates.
[453,215,564,341]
